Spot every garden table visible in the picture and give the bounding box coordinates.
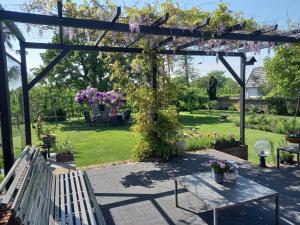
[175,172,279,225]
[277,145,300,168]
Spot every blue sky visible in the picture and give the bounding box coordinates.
[1,0,299,79]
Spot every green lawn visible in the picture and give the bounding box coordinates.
[32,121,136,167]
[180,111,286,165]
[31,110,295,167]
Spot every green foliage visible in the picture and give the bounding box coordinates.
[54,138,74,154]
[132,107,182,161]
[241,114,298,134]
[43,108,67,122]
[264,44,300,97]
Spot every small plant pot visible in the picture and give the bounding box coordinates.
[56,152,74,162]
[213,172,224,184]
[224,170,238,182]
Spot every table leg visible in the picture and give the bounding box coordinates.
[275,195,279,225]
[175,180,178,207]
[277,149,280,169]
[214,209,218,225]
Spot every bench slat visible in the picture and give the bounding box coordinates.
[15,155,44,220]
[78,171,97,225]
[23,159,47,224]
[65,173,74,225]
[60,174,67,225]
[0,146,31,195]
[74,172,89,225]
[70,172,82,225]
[1,147,37,204]
[49,174,56,225]
[32,164,51,225]
[83,171,106,225]
[10,149,39,211]
[54,175,60,225]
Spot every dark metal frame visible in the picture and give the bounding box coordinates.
[0,4,299,172]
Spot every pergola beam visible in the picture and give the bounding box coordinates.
[27,50,70,90]
[94,7,121,46]
[152,36,173,49]
[176,22,245,50]
[218,55,243,86]
[126,13,169,48]
[1,10,300,43]
[0,5,25,42]
[251,24,278,35]
[23,41,244,56]
[57,0,63,45]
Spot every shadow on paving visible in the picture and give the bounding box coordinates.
[88,150,300,225]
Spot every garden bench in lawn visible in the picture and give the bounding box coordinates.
[0,146,106,225]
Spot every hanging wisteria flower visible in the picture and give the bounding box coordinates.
[129,16,141,33]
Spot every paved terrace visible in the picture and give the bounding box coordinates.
[87,149,300,225]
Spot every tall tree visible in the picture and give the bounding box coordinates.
[264,44,300,97]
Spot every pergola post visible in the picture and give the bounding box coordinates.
[20,42,31,145]
[0,21,14,174]
[240,55,246,144]
[152,53,158,121]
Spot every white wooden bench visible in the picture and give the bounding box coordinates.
[0,146,106,225]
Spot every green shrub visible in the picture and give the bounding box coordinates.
[265,97,288,115]
[242,114,298,134]
[132,108,182,161]
[43,108,67,122]
[186,137,213,151]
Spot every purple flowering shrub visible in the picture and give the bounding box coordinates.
[75,86,126,111]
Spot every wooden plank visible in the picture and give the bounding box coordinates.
[41,171,53,225]
[35,166,52,225]
[0,146,30,195]
[15,156,41,221]
[78,171,97,225]
[53,175,60,225]
[32,164,50,225]
[83,171,106,225]
[14,156,43,220]
[49,174,56,225]
[3,148,39,205]
[70,172,81,225]
[60,174,66,225]
[21,158,46,223]
[74,172,89,225]
[65,173,74,225]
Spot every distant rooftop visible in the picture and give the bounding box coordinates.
[246,67,266,88]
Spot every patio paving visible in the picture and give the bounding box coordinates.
[86,149,300,225]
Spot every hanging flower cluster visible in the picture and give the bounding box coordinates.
[75,86,126,111]
[129,16,142,33]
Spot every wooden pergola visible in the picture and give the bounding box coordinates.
[1,2,300,173]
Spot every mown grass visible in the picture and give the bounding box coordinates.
[29,110,297,167]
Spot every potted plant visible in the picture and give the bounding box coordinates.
[41,126,56,147]
[224,160,239,182]
[209,160,227,184]
[280,152,294,164]
[54,139,74,162]
[213,133,240,149]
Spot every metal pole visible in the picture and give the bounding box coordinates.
[20,42,32,145]
[0,21,14,174]
[240,55,246,144]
